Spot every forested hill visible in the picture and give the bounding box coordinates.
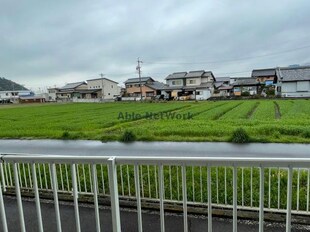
[0,77,28,91]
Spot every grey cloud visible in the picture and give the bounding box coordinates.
[0,0,310,89]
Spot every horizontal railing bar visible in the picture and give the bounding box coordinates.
[3,154,310,168]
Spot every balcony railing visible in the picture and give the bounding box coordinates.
[0,154,310,232]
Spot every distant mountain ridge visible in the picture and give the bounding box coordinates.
[0,77,28,91]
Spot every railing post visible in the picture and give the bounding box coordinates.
[158,164,165,232]
[181,165,188,232]
[0,163,6,192]
[51,163,62,232]
[0,178,8,232]
[207,165,212,232]
[31,163,44,232]
[233,166,237,232]
[259,166,264,232]
[71,163,81,232]
[286,167,293,232]
[13,162,26,232]
[108,157,121,232]
[91,164,101,232]
[134,164,143,232]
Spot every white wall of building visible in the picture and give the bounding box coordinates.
[281,81,310,97]
[87,78,120,99]
[186,78,201,86]
[0,90,32,100]
[195,89,211,100]
[166,79,184,87]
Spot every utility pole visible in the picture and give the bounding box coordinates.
[99,73,105,101]
[136,58,143,101]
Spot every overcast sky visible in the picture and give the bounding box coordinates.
[1,0,310,91]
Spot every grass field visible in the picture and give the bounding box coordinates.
[0,99,309,143]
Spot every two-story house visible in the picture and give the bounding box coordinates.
[252,68,277,85]
[124,77,165,99]
[164,70,215,100]
[86,77,120,100]
[275,66,310,97]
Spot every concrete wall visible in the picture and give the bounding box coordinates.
[281,81,310,97]
[195,89,211,100]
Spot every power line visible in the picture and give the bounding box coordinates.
[143,44,310,65]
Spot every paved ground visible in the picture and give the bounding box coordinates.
[1,196,310,232]
[1,140,310,158]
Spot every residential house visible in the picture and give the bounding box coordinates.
[56,82,88,101]
[213,77,233,97]
[164,70,216,100]
[275,66,310,97]
[0,90,33,103]
[124,77,164,99]
[86,77,120,100]
[252,68,276,85]
[47,88,59,101]
[232,78,260,96]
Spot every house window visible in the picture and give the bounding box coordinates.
[188,80,196,84]
[134,84,140,87]
[108,93,110,95]
[111,85,113,88]
[196,91,202,95]
[146,92,154,97]
[172,80,182,85]
[277,86,281,92]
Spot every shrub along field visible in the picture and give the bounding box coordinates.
[0,99,309,143]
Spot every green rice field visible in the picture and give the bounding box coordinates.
[0,99,309,143]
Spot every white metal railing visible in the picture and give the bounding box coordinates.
[1,154,310,232]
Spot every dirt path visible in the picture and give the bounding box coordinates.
[274,101,281,119]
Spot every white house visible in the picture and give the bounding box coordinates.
[47,88,59,101]
[0,90,33,103]
[275,66,310,97]
[87,77,120,100]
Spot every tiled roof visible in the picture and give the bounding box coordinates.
[215,77,230,82]
[233,78,259,86]
[252,68,276,77]
[124,77,154,84]
[145,81,166,90]
[165,72,187,80]
[60,82,86,90]
[185,70,205,78]
[277,66,310,82]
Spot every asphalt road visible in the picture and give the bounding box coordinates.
[2,196,310,232]
[0,140,309,158]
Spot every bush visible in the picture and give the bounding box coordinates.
[231,128,250,143]
[61,131,70,140]
[120,130,136,142]
[241,91,250,96]
[302,130,310,139]
[266,89,275,96]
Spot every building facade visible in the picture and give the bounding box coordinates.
[86,77,120,100]
[275,66,310,97]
